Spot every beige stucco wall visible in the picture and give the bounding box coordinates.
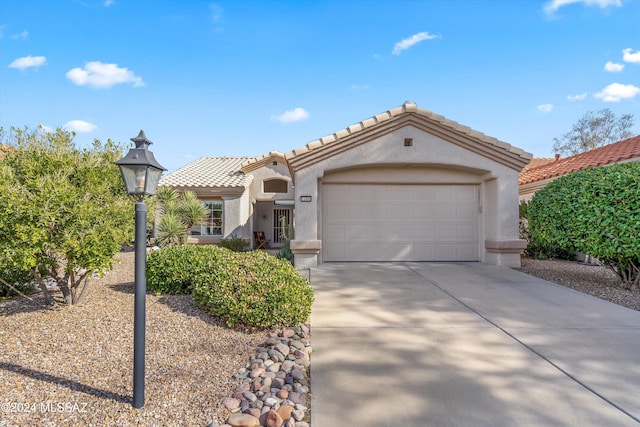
[292,124,525,269]
[247,161,295,201]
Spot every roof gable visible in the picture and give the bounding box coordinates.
[285,101,532,173]
[159,156,254,188]
[240,150,287,173]
[519,135,640,185]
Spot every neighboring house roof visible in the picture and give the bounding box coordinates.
[159,156,254,188]
[526,157,557,169]
[519,135,640,186]
[285,101,532,173]
[0,144,11,160]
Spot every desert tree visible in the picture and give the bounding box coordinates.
[0,126,133,305]
[553,109,634,156]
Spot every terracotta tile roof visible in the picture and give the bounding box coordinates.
[519,135,640,185]
[0,144,12,160]
[526,157,556,169]
[159,156,254,188]
[285,101,532,172]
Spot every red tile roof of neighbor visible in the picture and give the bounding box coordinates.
[519,135,640,185]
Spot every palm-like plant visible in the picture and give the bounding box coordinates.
[178,191,207,229]
[156,212,186,246]
[153,189,207,246]
[155,186,178,206]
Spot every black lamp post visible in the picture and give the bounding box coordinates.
[115,130,166,408]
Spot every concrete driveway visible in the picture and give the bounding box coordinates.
[309,262,640,427]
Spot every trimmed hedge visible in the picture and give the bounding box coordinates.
[146,245,314,328]
[146,245,231,294]
[192,250,313,328]
[528,162,640,287]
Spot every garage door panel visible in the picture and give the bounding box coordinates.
[323,184,479,262]
[387,224,412,240]
[413,243,436,260]
[457,224,476,240]
[324,224,346,240]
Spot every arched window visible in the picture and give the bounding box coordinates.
[263,179,288,193]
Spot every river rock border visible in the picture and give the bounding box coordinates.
[210,324,312,427]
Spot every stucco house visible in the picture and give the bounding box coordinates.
[160,101,532,269]
[519,135,640,202]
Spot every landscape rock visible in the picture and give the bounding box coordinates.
[265,409,284,427]
[226,413,260,427]
[221,324,311,427]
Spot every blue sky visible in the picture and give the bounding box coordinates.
[1,0,639,172]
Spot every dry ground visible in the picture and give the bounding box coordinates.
[0,251,265,427]
[518,257,640,311]
[2,253,638,427]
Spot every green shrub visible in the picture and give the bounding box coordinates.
[519,201,572,260]
[0,265,36,298]
[275,241,293,263]
[146,245,229,294]
[192,250,314,328]
[528,162,640,287]
[220,234,247,252]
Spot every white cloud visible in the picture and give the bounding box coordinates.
[64,120,97,133]
[11,30,28,39]
[392,32,440,55]
[544,0,622,14]
[537,104,554,113]
[567,92,588,101]
[622,48,640,63]
[66,61,145,89]
[104,0,115,6]
[350,84,370,90]
[210,4,223,21]
[594,83,640,102]
[9,55,47,70]
[271,107,310,123]
[604,61,624,72]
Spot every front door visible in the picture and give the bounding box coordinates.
[273,207,292,245]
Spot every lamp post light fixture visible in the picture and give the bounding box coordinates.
[115,130,166,409]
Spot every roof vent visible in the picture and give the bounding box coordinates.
[404,138,413,147]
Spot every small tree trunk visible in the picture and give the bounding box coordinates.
[0,277,35,301]
[31,268,56,306]
[59,282,73,305]
[71,272,90,305]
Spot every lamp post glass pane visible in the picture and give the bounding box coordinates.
[144,167,164,195]
[118,165,148,195]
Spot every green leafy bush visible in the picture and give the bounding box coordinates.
[519,201,572,260]
[0,264,35,298]
[192,250,314,328]
[220,235,247,252]
[146,245,314,328]
[146,245,229,294]
[528,163,640,287]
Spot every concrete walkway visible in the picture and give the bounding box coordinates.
[309,262,640,427]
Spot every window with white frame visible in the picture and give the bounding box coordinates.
[189,200,223,236]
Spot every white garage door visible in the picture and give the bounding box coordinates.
[322,184,479,262]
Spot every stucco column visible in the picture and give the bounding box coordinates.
[291,171,321,269]
[483,173,526,267]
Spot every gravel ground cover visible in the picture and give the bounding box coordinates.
[1,251,266,427]
[518,257,640,311]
